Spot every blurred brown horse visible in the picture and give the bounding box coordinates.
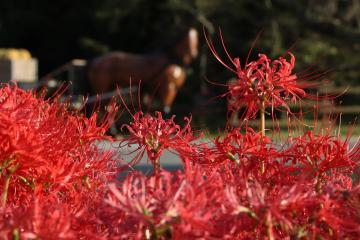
[88,28,198,113]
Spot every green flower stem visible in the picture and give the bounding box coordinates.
[259,100,266,137]
[260,99,266,174]
[1,174,11,208]
[153,158,160,175]
[266,213,275,240]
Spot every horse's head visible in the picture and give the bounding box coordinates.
[173,27,199,65]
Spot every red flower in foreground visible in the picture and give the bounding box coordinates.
[104,167,227,239]
[0,84,117,213]
[0,199,75,239]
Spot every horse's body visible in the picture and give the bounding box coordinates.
[88,28,198,112]
[88,52,168,93]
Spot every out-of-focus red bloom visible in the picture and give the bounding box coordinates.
[314,192,360,239]
[104,166,228,239]
[0,200,75,239]
[205,31,315,120]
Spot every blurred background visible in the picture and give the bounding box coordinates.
[0,0,359,133]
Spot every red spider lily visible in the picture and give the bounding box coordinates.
[0,30,358,240]
[0,196,110,239]
[321,195,360,229]
[286,130,358,179]
[224,178,360,239]
[196,127,295,184]
[104,166,229,239]
[120,111,198,173]
[198,128,274,169]
[0,84,117,207]
[205,30,316,120]
[0,200,75,239]
[244,182,317,239]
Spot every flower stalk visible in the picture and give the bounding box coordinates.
[153,157,160,175]
[259,99,266,138]
[260,99,266,173]
[1,174,11,208]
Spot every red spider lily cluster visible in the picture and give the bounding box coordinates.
[1,30,360,239]
[0,84,117,238]
[107,125,359,239]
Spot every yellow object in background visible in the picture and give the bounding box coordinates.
[0,49,37,82]
[0,48,32,60]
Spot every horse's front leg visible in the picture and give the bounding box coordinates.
[156,65,186,114]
